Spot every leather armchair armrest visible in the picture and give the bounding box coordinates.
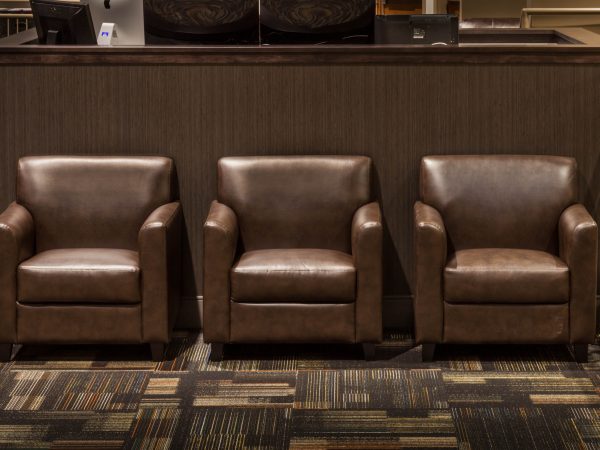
[203,201,239,343]
[0,202,35,342]
[138,202,182,343]
[559,203,598,343]
[351,202,383,343]
[414,201,447,344]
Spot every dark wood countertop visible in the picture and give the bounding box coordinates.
[1,28,600,65]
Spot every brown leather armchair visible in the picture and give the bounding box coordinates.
[0,156,181,361]
[414,155,597,362]
[203,156,382,360]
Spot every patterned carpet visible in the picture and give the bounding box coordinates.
[0,331,599,449]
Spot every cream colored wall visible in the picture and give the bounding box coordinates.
[461,0,526,19]
[529,0,600,6]
[462,0,600,20]
[527,1,600,28]
[423,0,448,14]
[529,14,600,28]
[0,0,30,5]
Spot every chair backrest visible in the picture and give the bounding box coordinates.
[17,156,175,251]
[420,155,577,252]
[218,155,372,252]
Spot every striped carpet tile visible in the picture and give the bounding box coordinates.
[127,408,181,450]
[192,372,296,407]
[0,411,135,449]
[179,408,291,449]
[0,332,596,449]
[444,371,600,406]
[294,369,448,409]
[289,409,458,449]
[451,407,600,450]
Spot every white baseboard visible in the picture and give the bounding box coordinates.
[176,295,414,330]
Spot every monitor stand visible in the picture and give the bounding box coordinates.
[46,30,59,45]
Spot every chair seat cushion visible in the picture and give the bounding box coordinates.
[444,248,569,304]
[231,249,356,303]
[18,249,140,304]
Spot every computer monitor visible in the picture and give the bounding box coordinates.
[88,0,144,45]
[375,14,459,45]
[30,0,96,44]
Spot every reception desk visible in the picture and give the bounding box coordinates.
[1,28,600,328]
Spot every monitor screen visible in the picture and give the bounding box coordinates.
[30,0,96,44]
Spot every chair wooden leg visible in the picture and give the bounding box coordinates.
[0,344,13,362]
[209,343,225,362]
[422,344,436,362]
[362,343,376,361]
[150,343,165,362]
[573,344,588,363]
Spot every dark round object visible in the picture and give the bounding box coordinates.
[144,0,259,37]
[260,0,374,33]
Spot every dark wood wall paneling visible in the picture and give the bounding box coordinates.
[1,61,600,310]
